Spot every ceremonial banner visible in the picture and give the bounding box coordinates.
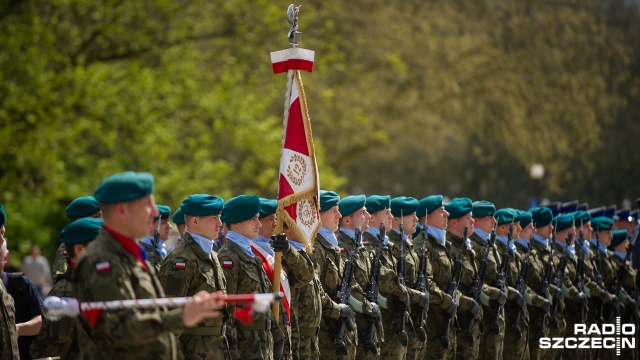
[272,61,321,252]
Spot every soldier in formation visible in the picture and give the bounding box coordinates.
[6,170,640,360]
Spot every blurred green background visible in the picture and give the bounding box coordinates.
[1,0,639,263]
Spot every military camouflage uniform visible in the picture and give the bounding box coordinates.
[527,240,558,360]
[283,245,326,360]
[446,231,482,360]
[587,242,617,360]
[495,240,528,360]
[72,229,184,359]
[609,252,638,360]
[218,239,277,360]
[0,280,18,360]
[140,240,165,273]
[468,232,504,360]
[387,230,427,360]
[361,231,411,360]
[337,231,379,360]
[52,242,68,277]
[310,232,358,359]
[158,232,232,360]
[413,231,457,360]
[30,268,88,359]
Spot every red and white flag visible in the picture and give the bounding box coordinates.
[271,50,320,250]
[250,243,291,322]
[270,48,314,74]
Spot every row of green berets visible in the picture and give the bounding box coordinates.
[3,171,638,360]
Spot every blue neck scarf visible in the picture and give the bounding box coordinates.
[392,228,409,243]
[575,237,592,257]
[254,234,274,257]
[555,241,575,260]
[515,238,530,251]
[140,236,167,258]
[427,226,446,246]
[473,228,491,243]
[189,232,214,255]
[589,239,609,258]
[366,226,389,247]
[613,250,627,260]
[289,240,306,251]
[533,234,549,249]
[225,231,255,257]
[340,228,356,242]
[319,227,339,248]
[495,235,516,255]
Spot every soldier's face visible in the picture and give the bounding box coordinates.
[347,207,371,232]
[474,216,495,233]
[513,223,522,239]
[125,195,157,239]
[259,214,276,238]
[177,223,186,236]
[160,219,172,240]
[537,223,553,239]
[199,215,222,240]
[598,230,613,245]
[583,222,593,240]
[429,207,448,230]
[320,206,341,232]
[399,212,418,234]
[233,214,261,240]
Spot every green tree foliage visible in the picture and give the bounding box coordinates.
[1,0,639,260]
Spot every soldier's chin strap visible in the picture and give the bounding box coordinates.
[43,293,284,327]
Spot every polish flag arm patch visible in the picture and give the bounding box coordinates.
[223,260,233,269]
[96,261,111,273]
[175,262,186,269]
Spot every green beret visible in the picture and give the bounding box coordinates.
[495,208,516,225]
[259,198,278,218]
[444,198,472,220]
[390,197,419,217]
[519,211,533,228]
[365,195,390,214]
[512,209,522,223]
[181,194,224,216]
[573,210,591,227]
[592,216,614,232]
[172,208,185,224]
[66,196,100,219]
[156,205,171,220]
[320,190,340,213]
[610,230,629,248]
[530,207,553,228]
[94,172,154,204]
[338,195,366,217]
[417,195,444,217]
[60,217,103,245]
[0,204,5,227]
[472,201,496,219]
[552,214,575,232]
[221,195,261,224]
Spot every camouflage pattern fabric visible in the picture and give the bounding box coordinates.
[140,240,165,273]
[218,239,276,360]
[52,242,68,278]
[0,280,18,360]
[158,232,232,360]
[72,229,184,360]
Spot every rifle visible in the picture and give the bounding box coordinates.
[511,234,533,339]
[413,212,429,342]
[605,250,630,322]
[465,221,490,341]
[549,227,569,329]
[491,221,513,333]
[595,231,605,322]
[396,210,408,346]
[333,214,363,353]
[538,229,555,333]
[440,224,466,348]
[574,223,587,324]
[151,213,162,266]
[364,210,386,352]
